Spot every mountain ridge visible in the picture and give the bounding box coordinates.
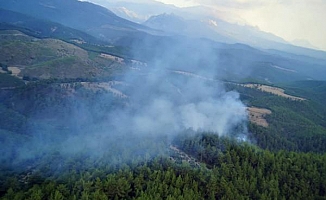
[0,0,153,42]
[142,12,326,60]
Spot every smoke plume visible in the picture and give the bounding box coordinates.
[1,35,249,169]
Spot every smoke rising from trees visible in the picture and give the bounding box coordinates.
[1,36,249,168]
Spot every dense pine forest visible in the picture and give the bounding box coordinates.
[226,83,326,153]
[1,0,326,198]
[1,79,326,199]
[1,133,326,199]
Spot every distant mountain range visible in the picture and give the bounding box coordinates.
[1,0,326,59]
[0,0,326,84]
[89,0,326,60]
[0,0,156,42]
[142,12,326,60]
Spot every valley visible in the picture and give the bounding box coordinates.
[0,0,326,199]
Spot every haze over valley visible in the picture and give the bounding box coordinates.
[0,0,326,199]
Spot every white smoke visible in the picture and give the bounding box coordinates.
[105,63,248,138]
[1,32,250,167]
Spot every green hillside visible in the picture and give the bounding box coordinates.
[226,83,326,152]
[282,80,326,105]
[0,30,127,80]
[1,133,326,199]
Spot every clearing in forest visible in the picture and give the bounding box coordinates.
[240,84,305,101]
[8,66,21,78]
[247,107,272,127]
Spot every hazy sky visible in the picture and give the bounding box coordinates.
[156,0,326,50]
[88,0,326,51]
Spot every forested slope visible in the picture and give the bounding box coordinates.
[1,133,326,199]
[227,83,326,152]
[0,3,326,198]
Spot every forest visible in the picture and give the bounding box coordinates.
[1,0,326,198]
[1,79,326,199]
[1,133,326,200]
[226,83,326,153]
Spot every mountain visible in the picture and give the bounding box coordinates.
[2,0,325,60]
[97,1,326,60]
[0,0,154,42]
[0,8,108,45]
[292,39,320,50]
[0,0,325,83]
[81,0,179,23]
[113,32,326,83]
[143,13,235,43]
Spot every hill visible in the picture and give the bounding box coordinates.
[0,1,326,199]
[281,80,326,105]
[226,82,326,152]
[1,0,325,83]
[0,30,127,81]
[0,0,153,42]
[0,8,105,45]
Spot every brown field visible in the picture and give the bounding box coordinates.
[241,84,305,101]
[247,107,272,127]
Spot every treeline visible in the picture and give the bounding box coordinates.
[1,133,326,199]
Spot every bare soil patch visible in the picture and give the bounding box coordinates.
[8,66,22,78]
[241,84,305,101]
[247,107,272,127]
